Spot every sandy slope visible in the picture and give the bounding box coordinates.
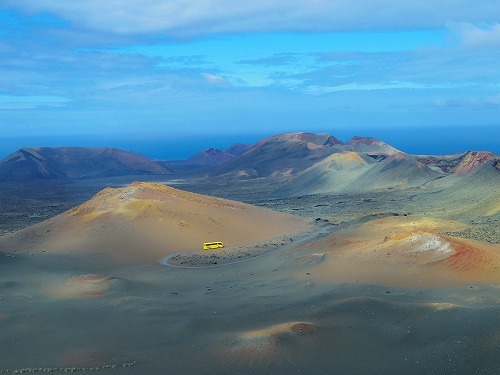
[0,183,499,374]
[297,216,500,286]
[0,182,310,264]
[0,153,498,374]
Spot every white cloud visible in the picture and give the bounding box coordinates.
[6,0,500,36]
[431,94,500,109]
[0,95,70,109]
[202,73,228,86]
[307,81,472,95]
[450,22,500,48]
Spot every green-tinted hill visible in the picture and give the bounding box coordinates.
[272,152,443,196]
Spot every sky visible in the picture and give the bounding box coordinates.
[0,1,499,159]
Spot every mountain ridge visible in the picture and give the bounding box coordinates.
[0,147,170,181]
[1,132,497,182]
[212,132,346,178]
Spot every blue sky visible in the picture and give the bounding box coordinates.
[0,1,499,158]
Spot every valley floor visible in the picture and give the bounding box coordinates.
[0,176,498,374]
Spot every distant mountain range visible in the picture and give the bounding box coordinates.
[212,133,345,178]
[0,134,498,193]
[0,147,170,181]
[211,132,401,179]
[156,143,253,174]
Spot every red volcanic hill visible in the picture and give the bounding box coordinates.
[0,182,309,264]
[452,151,497,174]
[0,147,170,181]
[213,132,345,178]
[186,148,235,167]
[419,151,498,174]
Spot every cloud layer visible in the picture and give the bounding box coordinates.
[0,1,498,155]
[7,0,500,36]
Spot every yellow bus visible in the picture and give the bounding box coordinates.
[203,242,224,250]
